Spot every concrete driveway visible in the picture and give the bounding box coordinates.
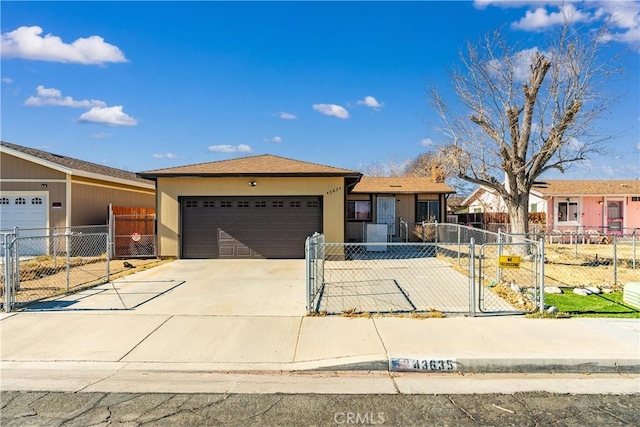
[21,259,307,316]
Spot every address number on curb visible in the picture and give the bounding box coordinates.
[389,358,457,372]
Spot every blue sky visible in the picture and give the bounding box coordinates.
[2,1,639,183]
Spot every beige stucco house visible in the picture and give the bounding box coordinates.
[139,155,455,259]
[347,177,455,242]
[0,141,155,232]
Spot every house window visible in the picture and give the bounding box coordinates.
[530,203,537,213]
[272,200,284,208]
[632,196,640,202]
[417,201,440,222]
[558,202,578,222]
[255,201,267,208]
[203,201,215,208]
[185,200,198,208]
[15,197,26,205]
[0,197,9,205]
[220,201,233,208]
[289,201,301,208]
[307,200,319,208]
[237,201,249,208]
[347,201,371,220]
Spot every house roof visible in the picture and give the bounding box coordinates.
[138,154,361,178]
[532,180,640,196]
[1,141,154,188]
[351,177,455,194]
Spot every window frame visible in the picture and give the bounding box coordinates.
[347,200,372,221]
[557,201,579,223]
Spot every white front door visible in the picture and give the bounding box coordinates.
[376,196,396,236]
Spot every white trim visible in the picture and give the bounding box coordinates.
[72,170,155,190]
[72,178,155,194]
[0,179,67,183]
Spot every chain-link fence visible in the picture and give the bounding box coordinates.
[2,232,110,311]
[306,224,545,316]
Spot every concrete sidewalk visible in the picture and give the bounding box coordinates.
[1,260,639,393]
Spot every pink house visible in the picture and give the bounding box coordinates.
[532,180,640,236]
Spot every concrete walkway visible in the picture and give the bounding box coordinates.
[1,260,639,393]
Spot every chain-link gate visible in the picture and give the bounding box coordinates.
[476,241,541,315]
[2,232,110,312]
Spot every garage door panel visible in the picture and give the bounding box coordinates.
[181,196,321,259]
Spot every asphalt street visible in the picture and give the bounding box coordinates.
[2,390,638,426]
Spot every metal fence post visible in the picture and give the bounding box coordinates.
[4,234,11,313]
[434,220,439,246]
[496,229,502,284]
[305,237,311,313]
[539,238,545,314]
[66,233,71,293]
[469,237,476,317]
[106,231,111,282]
[457,224,461,265]
[633,230,637,269]
[613,235,618,286]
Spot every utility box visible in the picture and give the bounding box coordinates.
[623,282,640,309]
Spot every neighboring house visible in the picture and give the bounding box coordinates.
[138,155,455,259]
[347,177,455,242]
[532,180,640,234]
[462,179,640,233]
[0,141,155,232]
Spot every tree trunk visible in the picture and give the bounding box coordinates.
[507,196,530,255]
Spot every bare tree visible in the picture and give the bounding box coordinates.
[358,157,410,177]
[429,22,624,240]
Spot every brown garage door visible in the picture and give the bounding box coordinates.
[181,196,322,259]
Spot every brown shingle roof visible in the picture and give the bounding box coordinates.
[1,141,153,186]
[138,154,361,177]
[352,177,455,194]
[532,180,640,196]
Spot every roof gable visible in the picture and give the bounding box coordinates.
[1,141,153,187]
[352,177,455,194]
[138,154,360,177]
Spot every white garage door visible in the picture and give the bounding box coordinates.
[0,194,48,232]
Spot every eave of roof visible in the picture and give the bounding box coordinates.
[137,154,361,179]
[1,141,155,189]
[532,180,640,196]
[351,177,455,194]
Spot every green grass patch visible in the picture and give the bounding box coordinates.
[544,290,640,318]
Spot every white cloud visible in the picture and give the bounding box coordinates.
[635,143,640,151]
[1,26,128,65]
[477,1,640,51]
[152,153,178,159]
[2,77,13,84]
[78,106,137,126]
[25,85,107,108]
[419,138,434,147]
[207,144,253,153]
[278,111,297,119]
[356,96,384,109]
[312,103,350,119]
[486,47,551,82]
[91,133,112,139]
[264,136,283,143]
[512,4,593,31]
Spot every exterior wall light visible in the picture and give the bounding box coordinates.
[249,181,257,187]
